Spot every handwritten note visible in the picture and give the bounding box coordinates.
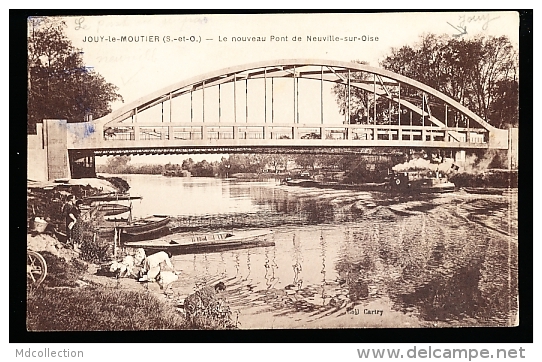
[447,12,501,38]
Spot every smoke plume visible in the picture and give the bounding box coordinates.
[392,157,455,173]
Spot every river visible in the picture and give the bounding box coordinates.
[109,173,518,329]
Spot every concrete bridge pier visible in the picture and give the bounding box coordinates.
[28,119,71,181]
[27,119,96,181]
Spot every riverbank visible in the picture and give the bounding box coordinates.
[27,177,236,330]
[26,244,189,331]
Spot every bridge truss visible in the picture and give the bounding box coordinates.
[68,59,509,155]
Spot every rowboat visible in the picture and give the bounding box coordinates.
[83,193,142,203]
[96,203,131,216]
[284,179,319,187]
[121,215,171,235]
[461,187,504,195]
[124,229,274,255]
[121,225,171,242]
[95,215,172,240]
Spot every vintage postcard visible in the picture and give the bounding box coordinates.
[26,12,519,331]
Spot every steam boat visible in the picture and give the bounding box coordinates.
[389,170,455,193]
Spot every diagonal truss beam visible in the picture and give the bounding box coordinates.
[98,60,495,133]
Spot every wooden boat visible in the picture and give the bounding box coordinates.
[461,187,504,195]
[91,215,171,240]
[96,203,131,216]
[83,193,142,203]
[121,225,171,242]
[124,229,274,255]
[285,179,319,187]
[121,215,171,235]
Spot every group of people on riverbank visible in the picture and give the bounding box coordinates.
[62,194,179,292]
[109,249,179,293]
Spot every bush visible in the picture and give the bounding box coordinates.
[184,286,236,329]
[39,251,88,288]
[449,170,518,188]
[98,176,130,193]
[79,231,112,263]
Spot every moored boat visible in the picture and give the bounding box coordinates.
[96,203,132,216]
[124,229,274,255]
[461,187,504,195]
[389,171,455,193]
[83,193,142,203]
[121,225,171,242]
[284,179,319,187]
[121,215,171,235]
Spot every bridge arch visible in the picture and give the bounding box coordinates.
[95,59,496,133]
[33,60,516,180]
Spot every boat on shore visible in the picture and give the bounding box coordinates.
[124,229,274,255]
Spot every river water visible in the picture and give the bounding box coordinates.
[112,173,518,329]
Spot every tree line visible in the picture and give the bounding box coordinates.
[97,153,402,180]
[334,34,518,129]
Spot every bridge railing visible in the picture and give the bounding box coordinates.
[102,123,489,145]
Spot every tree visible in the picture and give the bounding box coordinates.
[294,154,317,171]
[27,17,123,133]
[264,154,289,173]
[181,158,196,173]
[379,34,518,128]
[191,160,215,177]
[332,60,375,124]
[104,155,131,173]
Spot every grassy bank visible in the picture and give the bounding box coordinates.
[28,251,187,331]
[27,251,237,330]
[27,286,188,331]
[27,252,187,331]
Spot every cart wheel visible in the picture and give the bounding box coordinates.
[27,250,47,287]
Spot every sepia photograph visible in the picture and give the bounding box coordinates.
[25,11,520,333]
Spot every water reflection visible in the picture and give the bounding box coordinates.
[118,174,517,328]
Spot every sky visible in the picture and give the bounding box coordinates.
[51,12,520,165]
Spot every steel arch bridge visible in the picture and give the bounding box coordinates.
[32,59,516,180]
[64,59,509,156]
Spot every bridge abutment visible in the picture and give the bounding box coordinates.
[43,119,71,180]
[27,123,48,181]
[28,119,98,181]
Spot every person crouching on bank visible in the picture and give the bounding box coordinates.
[139,251,177,282]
